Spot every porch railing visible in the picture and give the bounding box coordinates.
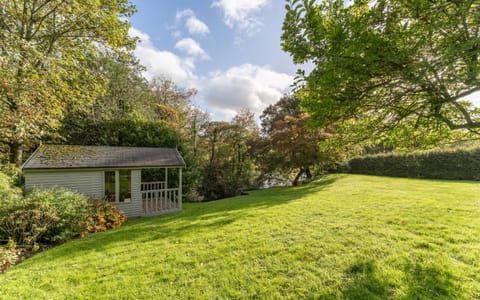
[141,181,165,191]
[141,182,179,215]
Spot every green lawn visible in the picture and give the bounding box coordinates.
[1,174,479,299]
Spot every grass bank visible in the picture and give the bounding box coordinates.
[0,174,479,299]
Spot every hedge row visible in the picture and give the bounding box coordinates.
[347,148,480,181]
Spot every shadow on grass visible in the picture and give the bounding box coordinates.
[337,259,394,299]
[324,258,461,299]
[39,175,343,261]
[401,262,461,299]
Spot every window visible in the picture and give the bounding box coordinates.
[104,170,131,203]
[104,171,116,202]
[119,170,131,203]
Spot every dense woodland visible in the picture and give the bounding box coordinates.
[1,0,480,201]
[0,0,346,201]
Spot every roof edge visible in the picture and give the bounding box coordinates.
[174,148,187,167]
[23,165,186,171]
[21,144,44,171]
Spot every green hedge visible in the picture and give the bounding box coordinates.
[348,148,480,180]
[0,189,90,247]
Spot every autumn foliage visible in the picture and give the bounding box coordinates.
[0,247,23,273]
[80,200,127,237]
[257,95,341,185]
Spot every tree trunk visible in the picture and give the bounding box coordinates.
[192,114,198,158]
[209,128,217,168]
[305,167,312,179]
[9,143,23,167]
[292,169,304,186]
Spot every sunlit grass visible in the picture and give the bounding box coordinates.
[0,174,479,299]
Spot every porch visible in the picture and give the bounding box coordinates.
[141,167,182,216]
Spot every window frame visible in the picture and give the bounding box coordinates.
[104,171,116,202]
[118,170,131,203]
[104,170,132,203]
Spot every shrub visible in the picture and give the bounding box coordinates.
[0,200,57,247]
[201,166,230,201]
[81,200,127,237]
[0,166,23,243]
[0,168,22,215]
[0,189,90,247]
[0,163,21,187]
[0,247,23,273]
[26,189,90,243]
[347,147,480,180]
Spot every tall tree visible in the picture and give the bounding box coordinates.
[282,0,480,138]
[148,77,210,159]
[259,95,339,185]
[0,0,135,165]
[200,112,259,200]
[149,78,197,128]
[58,53,152,145]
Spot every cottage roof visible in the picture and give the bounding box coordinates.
[22,145,186,170]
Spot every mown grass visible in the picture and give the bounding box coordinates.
[0,174,479,299]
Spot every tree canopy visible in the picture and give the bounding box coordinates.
[282,0,480,138]
[0,0,136,164]
[257,95,341,186]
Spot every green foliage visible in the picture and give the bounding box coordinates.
[0,199,57,248]
[258,95,343,185]
[0,175,479,298]
[56,70,204,199]
[282,0,480,138]
[201,165,230,200]
[0,0,136,164]
[0,189,90,247]
[59,116,180,148]
[81,200,127,236]
[0,168,22,207]
[348,147,480,180]
[200,115,259,200]
[0,169,23,240]
[0,163,21,186]
[27,189,90,243]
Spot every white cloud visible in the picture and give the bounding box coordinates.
[175,38,209,59]
[203,64,293,118]
[176,9,210,36]
[212,0,270,34]
[129,27,151,43]
[463,91,480,106]
[129,28,294,122]
[186,17,210,36]
[172,30,182,38]
[128,27,197,86]
[176,9,194,21]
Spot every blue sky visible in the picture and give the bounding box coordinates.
[128,0,296,120]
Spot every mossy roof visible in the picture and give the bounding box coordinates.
[23,145,186,170]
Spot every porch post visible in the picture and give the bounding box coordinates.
[165,167,168,188]
[179,167,182,210]
[115,170,119,202]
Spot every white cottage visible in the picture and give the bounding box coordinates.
[22,145,186,218]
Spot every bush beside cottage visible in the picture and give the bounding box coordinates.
[0,167,127,272]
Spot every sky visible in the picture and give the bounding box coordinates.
[128,0,297,121]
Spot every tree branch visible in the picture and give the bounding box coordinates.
[451,86,480,102]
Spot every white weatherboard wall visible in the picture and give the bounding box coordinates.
[25,170,104,198]
[24,169,144,218]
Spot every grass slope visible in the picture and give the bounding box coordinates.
[1,174,479,299]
